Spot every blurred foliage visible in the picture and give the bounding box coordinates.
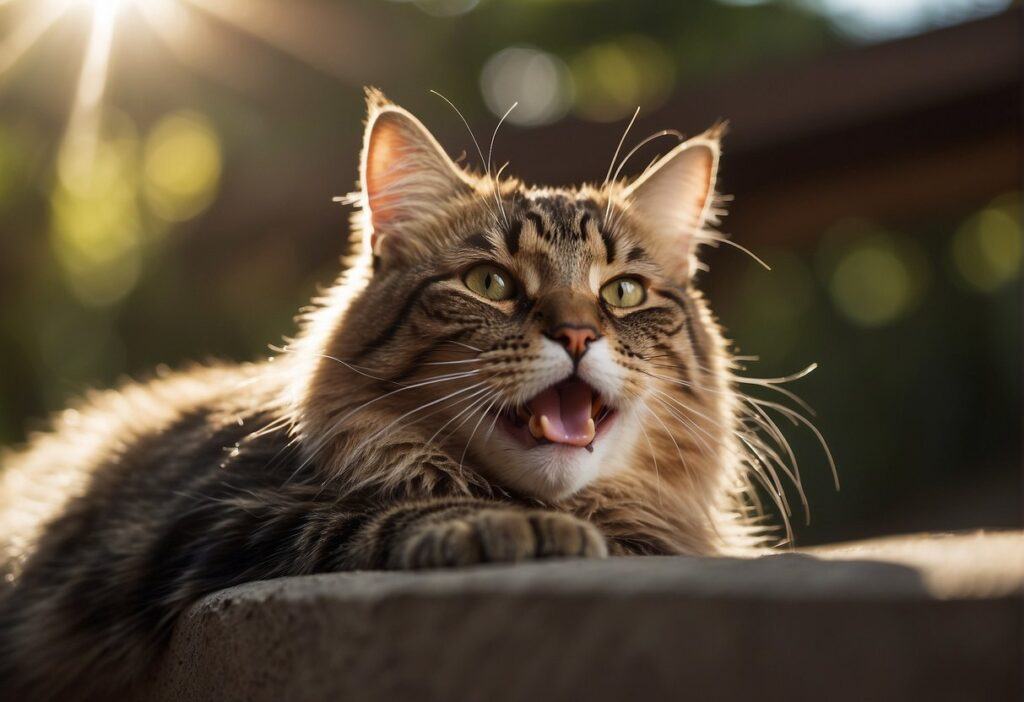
[716,193,1020,540]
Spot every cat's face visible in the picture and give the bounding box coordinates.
[314,92,729,501]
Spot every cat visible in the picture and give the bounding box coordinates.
[0,88,804,699]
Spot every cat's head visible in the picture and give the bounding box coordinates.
[301,90,735,502]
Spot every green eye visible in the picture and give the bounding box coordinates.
[600,277,646,308]
[464,264,516,301]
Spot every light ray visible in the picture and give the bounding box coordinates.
[181,0,371,84]
[59,0,120,189]
[0,0,75,78]
[136,0,277,95]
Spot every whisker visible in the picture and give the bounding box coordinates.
[635,408,663,508]
[424,387,492,446]
[356,381,487,449]
[443,340,483,353]
[699,232,771,271]
[422,358,484,367]
[430,89,504,228]
[601,105,641,226]
[314,353,393,383]
[483,398,510,443]
[487,102,518,228]
[749,397,839,490]
[287,372,482,483]
[609,129,683,187]
[459,394,501,472]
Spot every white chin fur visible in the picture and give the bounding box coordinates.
[473,416,635,500]
[468,339,637,500]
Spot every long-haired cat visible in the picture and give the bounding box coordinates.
[0,89,812,699]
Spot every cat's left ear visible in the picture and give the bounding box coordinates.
[621,125,723,279]
[360,90,473,262]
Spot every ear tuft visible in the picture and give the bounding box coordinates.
[703,119,729,141]
[360,91,471,260]
[364,86,392,114]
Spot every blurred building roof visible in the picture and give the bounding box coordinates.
[495,10,1020,247]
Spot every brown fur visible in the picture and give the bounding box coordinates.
[0,90,797,699]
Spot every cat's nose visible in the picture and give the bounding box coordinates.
[550,325,598,360]
[537,289,603,360]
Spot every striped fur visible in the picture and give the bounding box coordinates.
[0,91,784,699]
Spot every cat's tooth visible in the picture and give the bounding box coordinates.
[591,395,603,418]
[585,417,596,442]
[539,415,553,440]
[529,414,545,439]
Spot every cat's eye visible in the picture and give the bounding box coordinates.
[464,264,516,301]
[600,277,646,308]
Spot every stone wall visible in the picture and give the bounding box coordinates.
[144,531,1023,701]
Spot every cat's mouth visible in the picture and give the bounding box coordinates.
[497,378,615,451]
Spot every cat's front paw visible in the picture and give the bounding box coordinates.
[393,509,607,569]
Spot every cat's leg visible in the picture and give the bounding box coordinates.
[341,499,608,570]
[0,487,606,698]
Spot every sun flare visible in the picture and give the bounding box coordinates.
[0,0,357,180]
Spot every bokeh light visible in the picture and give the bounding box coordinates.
[143,110,223,223]
[949,193,1022,293]
[820,222,929,328]
[570,35,674,122]
[480,46,572,126]
[51,111,142,307]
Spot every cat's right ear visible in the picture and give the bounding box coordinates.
[360,89,472,262]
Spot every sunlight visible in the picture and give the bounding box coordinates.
[0,0,362,198]
[180,0,369,83]
[59,0,122,190]
[0,0,75,77]
[83,0,127,12]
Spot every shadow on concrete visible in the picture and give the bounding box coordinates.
[143,532,1023,702]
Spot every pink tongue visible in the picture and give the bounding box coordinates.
[527,380,595,447]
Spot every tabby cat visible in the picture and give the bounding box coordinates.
[0,90,803,699]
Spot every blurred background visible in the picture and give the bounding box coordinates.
[0,0,1019,545]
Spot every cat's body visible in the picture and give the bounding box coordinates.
[0,91,786,699]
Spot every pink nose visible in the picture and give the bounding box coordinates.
[551,325,598,360]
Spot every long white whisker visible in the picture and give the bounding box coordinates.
[443,340,483,353]
[700,232,772,271]
[487,102,517,228]
[749,397,839,490]
[288,372,482,483]
[609,129,683,186]
[736,363,819,386]
[314,353,392,382]
[459,394,500,472]
[635,410,663,508]
[422,358,484,367]
[425,387,492,446]
[483,398,509,442]
[357,381,487,449]
[645,385,800,528]
[602,105,641,226]
[430,89,503,228]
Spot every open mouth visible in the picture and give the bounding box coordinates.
[498,378,616,451]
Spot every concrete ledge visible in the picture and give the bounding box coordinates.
[145,532,1023,701]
